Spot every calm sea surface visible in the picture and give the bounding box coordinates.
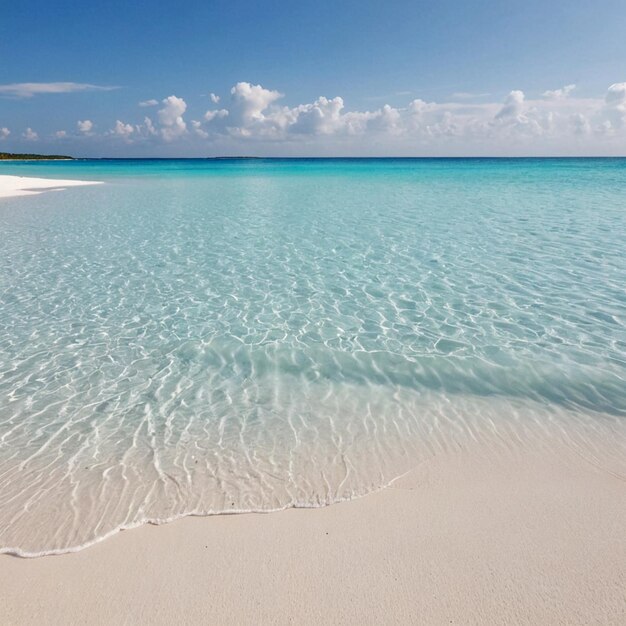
[1,158,625,555]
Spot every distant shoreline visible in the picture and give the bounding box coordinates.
[2,155,625,161]
[0,152,73,161]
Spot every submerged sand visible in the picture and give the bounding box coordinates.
[0,175,102,198]
[1,437,624,625]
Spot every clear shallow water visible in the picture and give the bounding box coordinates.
[1,158,625,556]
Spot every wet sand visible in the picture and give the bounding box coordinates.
[1,437,624,625]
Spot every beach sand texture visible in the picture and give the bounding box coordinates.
[1,438,624,625]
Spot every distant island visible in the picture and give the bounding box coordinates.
[0,152,74,161]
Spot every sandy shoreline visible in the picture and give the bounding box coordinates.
[0,174,102,198]
[1,438,624,625]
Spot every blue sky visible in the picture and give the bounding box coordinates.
[1,0,626,156]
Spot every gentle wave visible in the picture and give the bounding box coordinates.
[2,390,623,557]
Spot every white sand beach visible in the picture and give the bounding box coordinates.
[0,175,102,199]
[1,437,624,625]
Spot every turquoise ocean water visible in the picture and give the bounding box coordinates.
[1,158,625,555]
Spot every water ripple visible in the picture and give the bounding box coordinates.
[1,159,625,555]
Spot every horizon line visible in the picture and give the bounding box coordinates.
[3,155,626,161]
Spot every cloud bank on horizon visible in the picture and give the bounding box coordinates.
[0,82,119,98]
[1,81,626,156]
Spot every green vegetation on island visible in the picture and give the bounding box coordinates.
[0,152,74,161]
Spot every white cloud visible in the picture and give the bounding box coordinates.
[112,120,134,138]
[369,104,403,134]
[41,80,626,155]
[144,116,157,136]
[407,98,433,120]
[22,127,38,141]
[605,82,626,106]
[495,90,525,119]
[176,81,626,153]
[157,95,187,141]
[77,119,94,133]
[139,99,159,107]
[0,127,9,139]
[543,84,576,99]
[570,113,591,135]
[54,130,67,138]
[604,82,626,130]
[191,120,209,139]
[290,96,346,135]
[107,98,188,143]
[228,82,282,128]
[209,93,220,103]
[0,82,117,98]
[204,109,229,122]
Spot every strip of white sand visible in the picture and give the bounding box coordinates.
[0,175,103,199]
[1,438,624,625]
